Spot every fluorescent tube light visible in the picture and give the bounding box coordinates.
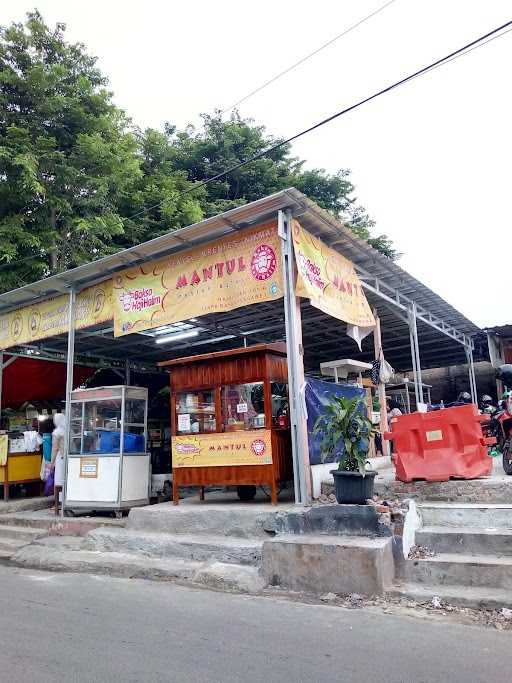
[155,329,200,345]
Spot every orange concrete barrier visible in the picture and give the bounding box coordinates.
[384,404,494,483]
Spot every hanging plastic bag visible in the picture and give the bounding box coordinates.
[379,354,395,384]
[372,351,395,385]
[40,458,52,482]
[43,470,54,497]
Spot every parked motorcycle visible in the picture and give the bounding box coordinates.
[488,393,512,475]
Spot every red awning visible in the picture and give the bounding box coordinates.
[2,356,95,408]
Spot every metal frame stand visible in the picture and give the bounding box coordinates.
[279,209,312,505]
[61,288,77,517]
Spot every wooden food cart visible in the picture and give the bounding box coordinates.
[160,344,292,505]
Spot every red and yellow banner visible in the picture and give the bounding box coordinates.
[0,280,113,350]
[292,221,375,328]
[112,222,283,337]
[172,429,273,468]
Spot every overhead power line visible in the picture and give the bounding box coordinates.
[6,18,512,272]
[221,0,398,114]
[126,19,512,222]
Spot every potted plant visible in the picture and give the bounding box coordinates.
[314,395,376,504]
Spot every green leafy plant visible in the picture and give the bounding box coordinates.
[313,395,375,475]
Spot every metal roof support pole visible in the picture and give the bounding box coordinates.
[408,303,423,406]
[61,288,76,518]
[125,359,131,386]
[373,314,389,457]
[465,345,477,404]
[470,347,478,402]
[0,351,3,424]
[405,383,411,414]
[279,209,312,505]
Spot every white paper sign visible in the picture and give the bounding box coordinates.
[178,414,191,432]
[237,402,248,414]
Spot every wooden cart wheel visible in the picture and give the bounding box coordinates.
[237,485,256,501]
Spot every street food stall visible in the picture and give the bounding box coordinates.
[0,431,42,501]
[0,402,47,501]
[160,343,292,504]
[65,386,151,515]
[0,190,482,510]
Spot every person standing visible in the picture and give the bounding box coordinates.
[386,399,402,456]
[51,413,66,515]
[386,398,403,425]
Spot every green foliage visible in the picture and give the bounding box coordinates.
[0,11,137,286]
[313,395,375,475]
[115,127,204,248]
[170,111,398,259]
[170,112,295,218]
[0,11,203,290]
[0,13,397,293]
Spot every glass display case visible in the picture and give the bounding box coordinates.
[69,387,147,456]
[65,386,150,515]
[222,382,266,431]
[176,390,216,435]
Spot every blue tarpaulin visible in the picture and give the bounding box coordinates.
[305,376,366,465]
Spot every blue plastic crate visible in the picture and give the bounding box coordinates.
[124,432,145,452]
[98,430,144,453]
[99,430,120,453]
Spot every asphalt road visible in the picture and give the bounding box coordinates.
[0,565,509,683]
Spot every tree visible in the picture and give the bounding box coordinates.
[0,11,141,289]
[115,127,204,249]
[0,12,204,292]
[0,13,397,298]
[170,111,398,259]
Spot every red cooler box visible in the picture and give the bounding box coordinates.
[384,405,494,483]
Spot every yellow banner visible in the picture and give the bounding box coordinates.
[172,429,273,468]
[113,222,283,336]
[292,221,375,328]
[0,280,113,350]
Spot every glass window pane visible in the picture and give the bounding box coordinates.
[176,391,216,435]
[82,399,122,453]
[125,399,145,424]
[69,436,81,455]
[221,382,265,431]
[271,382,289,427]
[71,403,82,420]
[124,426,146,453]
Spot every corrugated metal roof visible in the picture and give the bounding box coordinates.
[485,325,512,337]
[0,188,481,373]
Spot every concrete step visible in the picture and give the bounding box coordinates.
[11,543,265,593]
[405,552,512,589]
[127,504,285,538]
[0,524,46,542]
[418,503,512,529]
[0,512,54,530]
[0,536,32,559]
[0,496,53,515]
[263,535,394,596]
[86,527,263,566]
[0,511,124,538]
[417,526,512,556]
[389,582,512,611]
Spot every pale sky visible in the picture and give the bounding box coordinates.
[2,0,511,327]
